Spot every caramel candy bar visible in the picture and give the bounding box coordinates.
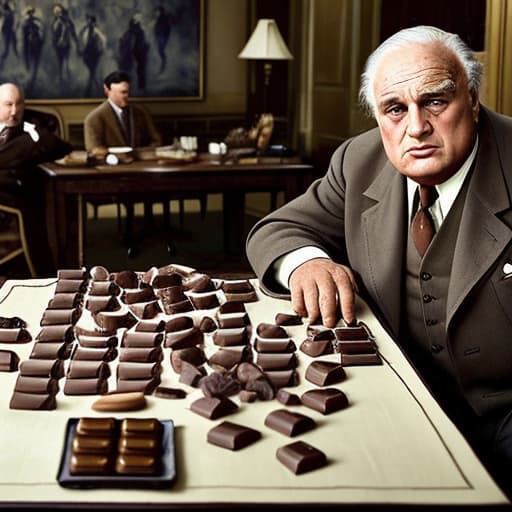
[170,346,205,373]
[19,359,63,378]
[256,353,297,371]
[212,327,250,347]
[58,268,88,280]
[221,280,254,293]
[275,313,303,326]
[117,362,162,380]
[128,300,162,319]
[36,324,74,343]
[41,308,80,325]
[89,281,120,296]
[122,331,163,348]
[72,435,114,455]
[188,291,220,310]
[164,327,203,349]
[208,345,252,370]
[254,337,296,353]
[72,345,118,362]
[299,337,333,357]
[9,391,56,410]
[115,377,160,395]
[165,315,194,332]
[30,341,72,360]
[76,417,117,436]
[120,418,162,437]
[305,361,346,386]
[118,436,159,455]
[0,349,19,372]
[14,375,59,394]
[85,296,120,313]
[115,453,158,475]
[276,389,301,406]
[154,386,187,399]
[276,440,327,474]
[134,319,165,332]
[89,265,110,281]
[47,292,82,309]
[119,346,163,363]
[77,334,118,348]
[91,391,146,412]
[0,328,32,343]
[264,409,316,437]
[63,377,109,395]
[70,454,111,475]
[301,388,349,414]
[55,279,88,294]
[121,288,156,304]
[112,270,139,289]
[207,421,261,451]
[190,395,238,420]
[256,323,288,339]
[67,360,111,379]
[340,352,382,366]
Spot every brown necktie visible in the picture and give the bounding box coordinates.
[411,185,438,257]
[120,108,131,145]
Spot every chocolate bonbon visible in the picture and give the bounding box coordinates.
[207,421,261,450]
[276,440,327,474]
[264,409,316,437]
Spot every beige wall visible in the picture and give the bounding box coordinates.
[27,0,249,141]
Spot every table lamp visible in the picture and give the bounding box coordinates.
[238,18,293,114]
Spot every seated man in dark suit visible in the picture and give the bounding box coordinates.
[0,82,72,276]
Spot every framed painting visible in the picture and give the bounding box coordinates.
[0,0,204,102]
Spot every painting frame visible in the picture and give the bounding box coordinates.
[0,0,204,103]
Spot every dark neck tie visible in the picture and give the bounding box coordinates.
[120,108,131,146]
[411,185,438,257]
[0,126,13,145]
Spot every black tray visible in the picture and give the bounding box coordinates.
[57,418,176,489]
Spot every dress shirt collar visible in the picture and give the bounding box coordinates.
[406,135,479,226]
[108,99,125,118]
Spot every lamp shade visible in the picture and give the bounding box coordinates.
[238,19,293,60]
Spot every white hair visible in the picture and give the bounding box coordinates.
[359,25,483,117]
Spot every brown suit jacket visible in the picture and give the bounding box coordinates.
[247,106,512,416]
[83,100,162,151]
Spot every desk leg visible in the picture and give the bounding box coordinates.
[223,191,245,258]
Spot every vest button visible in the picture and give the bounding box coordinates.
[426,319,438,326]
[423,294,433,303]
[431,344,444,353]
[421,272,432,281]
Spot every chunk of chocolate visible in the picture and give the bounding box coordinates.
[275,313,303,326]
[36,324,74,343]
[254,337,296,353]
[150,272,183,289]
[30,341,72,360]
[306,325,335,341]
[85,296,119,313]
[224,291,258,303]
[89,265,111,281]
[218,301,246,314]
[199,371,241,397]
[299,337,333,357]
[188,291,220,310]
[154,386,187,399]
[256,323,288,339]
[77,334,118,348]
[70,454,111,475]
[216,312,249,329]
[112,270,139,289]
[301,388,349,414]
[207,421,261,450]
[67,360,111,379]
[256,352,297,371]
[121,287,156,304]
[72,435,114,455]
[115,454,158,475]
[165,315,194,332]
[0,327,32,343]
[122,331,163,348]
[199,316,217,333]
[170,346,205,373]
[0,349,19,371]
[72,345,118,362]
[134,319,165,332]
[264,369,298,389]
[305,360,346,386]
[340,352,382,366]
[208,345,252,371]
[221,280,254,293]
[9,391,57,410]
[63,377,109,395]
[276,441,327,474]
[55,279,88,294]
[190,395,238,420]
[58,268,88,280]
[128,300,162,319]
[76,417,117,436]
[0,315,26,328]
[89,281,119,297]
[19,358,64,378]
[14,375,60,395]
[178,361,206,387]
[212,327,250,347]
[164,327,203,349]
[117,361,162,380]
[94,310,137,331]
[120,418,162,437]
[119,346,163,363]
[155,285,188,304]
[47,293,82,309]
[183,273,216,292]
[162,298,194,315]
[115,377,161,395]
[276,389,301,406]
[264,409,316,437]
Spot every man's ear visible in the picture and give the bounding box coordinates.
[103,85,109,97]
[471,93,480,122]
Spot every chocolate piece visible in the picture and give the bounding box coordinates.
[89,265,110,281]
[256,323,288,339]
[85,296,120,313]
[0,315,26,328]
[0,349,19,372]
[183,273,215,292]
[276,389,301,406]
[190,395,238,420]
[164,327,203,349]
[94,310,137,331]
[19,358,63,378]
[216,312,249,329]
[115,377,160,395]
[113,270,139,289]
[254,337,296,353]
[208,345,252,370]
[306,325,335,341]
[122,331,163,348]
[63,377,108,395]
[188,291,220,310]
[199,371,241,397]
[117,436,159,455]
[224,291,258,303]
[178,361,206,387]
[301,388,349,414]
[47,292,81,309]
[117,362,162,380]
[67,360,111,379]
[14,375,60,394]
[207,421,261,450]
[212,327,250,347]
[165,315,194,332]
[73,435,114,455]
[305,360,346,386]
[55,279,88,294]
[275,313,303,326]
[41,308,80,326]
[0,327,31,343]
[334,324,370,341]
[58,268,88,280]
[221,280,254,293]
[340,352,382,366]
[199,316,217,333]
[72,345,118,362]
[256,353,297,371]
[235,361,265,383]
[154,386,187,399]
[9,391,57,410]
[239,389,258,403]
[155,285,188,304]
[162,298,194,315]
[218,301,246,314]
[30,341,72,360]
[70,454,111,475]
[134,319,165,332]
[244,375,276,400]
[91,391,146,412]
[36,324,74,343]
[128,300,162,319]
[74,324,116,337]
[170,346,205,373]
[119,346,163,363]
[76,417,116,436]
[89,281,120,296]
[276,441,327,474]
[115,454,158,475]
[120,418,162,437]
[299,337,334,357]
[151,272,183,289]
[264,409,316,437]
[77,334,118,348]
[265,369,298,389]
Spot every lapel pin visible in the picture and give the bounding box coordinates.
[503,262,512,276]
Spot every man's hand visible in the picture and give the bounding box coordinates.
[289,258,358,328]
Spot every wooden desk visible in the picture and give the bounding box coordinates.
[0,274,508,510]
[38,157,315,269]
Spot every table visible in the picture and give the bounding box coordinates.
[0,273,508,511]
[38,156,315,269]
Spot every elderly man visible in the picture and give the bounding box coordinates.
[247,26,512,493]
[0,82,72,276]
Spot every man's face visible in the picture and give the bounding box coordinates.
[0,84,24,127]
[373,42,479,186]
[105,81,130,108]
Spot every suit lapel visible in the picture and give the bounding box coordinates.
[361,163,407,338]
